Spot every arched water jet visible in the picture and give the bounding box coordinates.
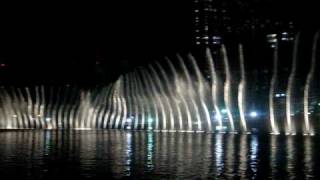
[221,45,235,132]
[68,87,80,129]
[13,88,24,128]
[109,78,121,129]
[96,85,112,128]
[120,76,128,129]
[114,76,125,129]
[33,86,40,128]
[133,72,147,130]
[25,87,35,128]
[304,31,319,135]
[102,84,116,129]
[141,68,163,131]
[39,86,45,128]
[269,44,280,134]
[206,48,223,132]
[131,72,141,129]
[137,68,156,131]
[149,64,173,131]
[90,87,103,128]
[285,33,299,135]
[188,54,212,132]
[155,61,180,131]
[238,44,248,132]
[177,54,201,131]
[166,58,191,131]
[57,86,68,129]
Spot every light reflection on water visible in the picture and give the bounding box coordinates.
[0,130,318,179]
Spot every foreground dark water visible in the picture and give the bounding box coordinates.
[0,130,319,179]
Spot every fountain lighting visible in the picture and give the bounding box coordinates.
[0,33,319,135]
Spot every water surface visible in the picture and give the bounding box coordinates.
[0,130,319,179]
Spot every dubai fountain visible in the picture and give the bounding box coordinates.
[0,32,319,136]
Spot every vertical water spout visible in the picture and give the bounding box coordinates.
[304,31,319,135]
[238,44,248,132]
[177,54,201,131]
[132,73,142,129]
[188,54,212,132]
[114,76,124,129]
[206,48,223,132]
[166,58,190,131]
[149,64,173,131]
[221,45,235,132]
[269,44,280,134]
[155,61,180,131]
[286,33,299,135]
[141,69,163,131]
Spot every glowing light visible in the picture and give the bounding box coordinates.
[212,36,222,44]
[215,126,227,131]
[221,109,227,114]
[214,114,222,120]
[148,118,153,123]
[45,118,51,122]
[12,115,17,118]
[126,118,133,123]
[275,94,281,97]
[74,128,92,130]
[267,34,277,43]
[249,111,258,118]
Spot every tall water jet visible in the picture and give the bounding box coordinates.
[109,78,121,128]
[269,43,280,134]
[206,48,223,131]
[132,72,141,129]
[285,34,299,135]
[114,76,124,129]
[39,86,45,128]
[96,85,112,128]
[120,76,128,129]
[155,61,180,131]
[91,87,106,128]
[149,64,174,131]
[25,87,35,128]
[57,87,67,129]
[102,84,116,129]
[238,44,248,132]
[141,69,164,131]
[138,68,158,130]
[166,58,191,131]
[177,54,201,131]
[34,86,41,128]
[134,71,147,130]
[188,54,212,132]
[303,31,319,135]
[10,88,23,128]
[124,72,137,129]
[221,45,235,132]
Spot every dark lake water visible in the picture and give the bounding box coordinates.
[0,130,319,179]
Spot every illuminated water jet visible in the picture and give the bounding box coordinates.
[303,31,319,135]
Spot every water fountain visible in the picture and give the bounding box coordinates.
[0,32,319,136]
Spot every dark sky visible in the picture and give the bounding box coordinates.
[0,0,319,85]
[0,1,193,85]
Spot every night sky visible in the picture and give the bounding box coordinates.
[0,0,319,85]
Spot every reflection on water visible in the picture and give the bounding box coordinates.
[0,130,318,179]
